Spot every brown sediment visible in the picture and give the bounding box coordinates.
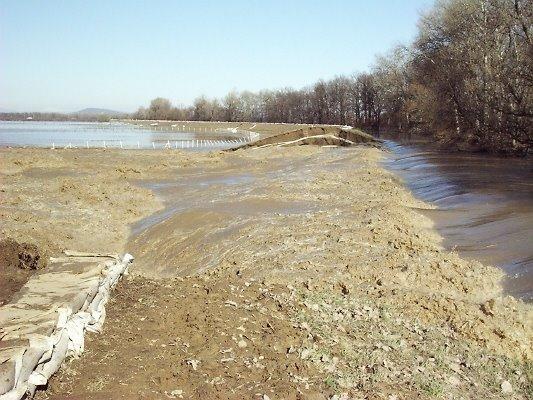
[1,141,531,399]
[0,238,46,305]
[0,148,185,256]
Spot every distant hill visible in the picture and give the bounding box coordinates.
[74,108,125,116]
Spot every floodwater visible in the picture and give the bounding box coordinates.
[0,121,247,149]
[127,153,321,278]
[8,120,528,299]
[127,134,533,299]
[382,136,533,301]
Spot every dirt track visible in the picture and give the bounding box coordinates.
[1,143,531,399]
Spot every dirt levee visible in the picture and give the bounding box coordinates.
[235,126,379,149]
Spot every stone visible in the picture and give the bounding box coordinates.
[170,389,183,398]
[448,375,461,386]
[501,380,512,393]
[186,359,200,371]
[449,362,461,373]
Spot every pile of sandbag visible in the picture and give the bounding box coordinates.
[0,253,133,399]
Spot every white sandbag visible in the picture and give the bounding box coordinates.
[66,313,92,356]
[28,328,68,386]
[18,346,47,386]
[0,253,134,399]
[81,283,100,311]
[0,361,16,395]
[0,386,26,400]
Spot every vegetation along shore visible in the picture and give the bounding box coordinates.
[2,1,531,154]
[128,1,531,155]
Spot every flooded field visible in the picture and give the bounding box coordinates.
[127,151,324,278]
[0,121,250,149]
[383,137,533,300]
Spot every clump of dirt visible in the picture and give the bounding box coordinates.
[0,238,46,305]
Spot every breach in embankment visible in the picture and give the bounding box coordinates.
[234,125,379,149]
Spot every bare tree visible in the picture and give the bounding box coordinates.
[134,1,531,155]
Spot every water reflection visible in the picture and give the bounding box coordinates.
[0,121,240,149]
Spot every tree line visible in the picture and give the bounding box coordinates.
[0,112,117,122]
[134,0,531,155]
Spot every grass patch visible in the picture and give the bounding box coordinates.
[324,375,339,391]
[419,380,443,397]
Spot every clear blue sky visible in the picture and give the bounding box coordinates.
[0,0,433,112]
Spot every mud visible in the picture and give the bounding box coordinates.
[1,140,532,399]
[236,126,378,149]
[0,238,45,305]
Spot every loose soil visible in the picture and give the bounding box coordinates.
[1,125,531,399]
[0,237,46,305]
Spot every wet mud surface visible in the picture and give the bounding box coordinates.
[1,143,531,399]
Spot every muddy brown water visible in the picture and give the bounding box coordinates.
[382,137,533,301]
[127,153,322,278]
[128,141,532,301]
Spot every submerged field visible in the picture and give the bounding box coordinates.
[0,127,531,399]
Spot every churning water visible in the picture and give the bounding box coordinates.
[383,136,533,301]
